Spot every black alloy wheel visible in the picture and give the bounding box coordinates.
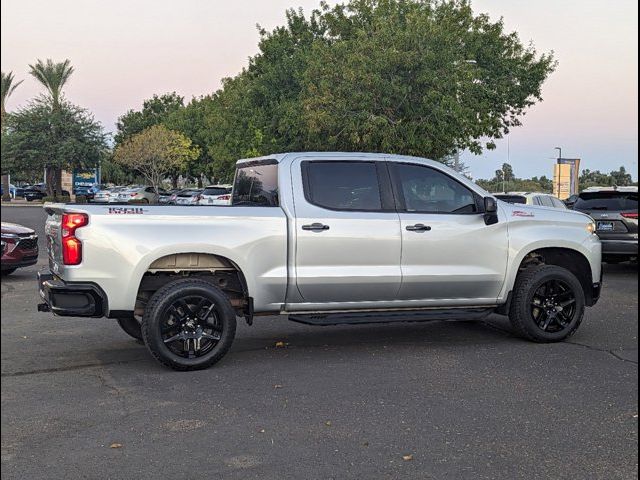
[530,279,577,334]
[142,278,237,371]
[160,295,222,359]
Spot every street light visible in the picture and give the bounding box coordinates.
[555,146,562,160]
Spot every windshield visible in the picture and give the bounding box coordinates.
[232,161,279,206]
[574,192,638,211]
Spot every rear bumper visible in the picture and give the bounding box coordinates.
[37,272,107,317]
[600,239,638,256]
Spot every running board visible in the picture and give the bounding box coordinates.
[288,308,494,326]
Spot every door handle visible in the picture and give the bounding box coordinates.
[302,223,330,232]
[406,224,431,232]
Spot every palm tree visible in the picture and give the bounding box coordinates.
[1,71,23,201]
[1,71,23,126]
[29,59,75,196]
[28,59,74,108]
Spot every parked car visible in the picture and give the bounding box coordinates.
[159,188,182,204]
[73,184,100,200]
[172,189,203,206]
[37,152,602,371]
[0,184,18,198]
[199,185,232,205]
[572,186,638,263]
[1,222,38,275]
[24,186,70,201]
[494,192,567,209]
[116,186,164,204]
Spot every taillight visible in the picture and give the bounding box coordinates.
[61,213,88,265]
[196,195,203,201]
[219,195,231,200]
[621,212,638,219]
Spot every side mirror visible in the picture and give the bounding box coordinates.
[484,197,499,225]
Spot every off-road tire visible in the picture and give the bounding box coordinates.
[509,265,585,342]
[141,278,237,371]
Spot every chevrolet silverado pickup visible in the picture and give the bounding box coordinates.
[37,152,603,371]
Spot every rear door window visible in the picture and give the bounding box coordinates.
[574,192,638,211]
[302,161,383,211]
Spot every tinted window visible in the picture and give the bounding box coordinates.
[203,187,228,196]
[551,197,566,209]
[304,161,382,211]
[393,164,477,213]
[232,161,279,207]
[495,195,527,204]
[574,192,638,211]
[539,196,555,207]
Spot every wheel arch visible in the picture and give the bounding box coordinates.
[130,251,252,319]
[511,247,595,306]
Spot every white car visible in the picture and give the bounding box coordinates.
[172,189,203,206]
[93,186,125,203]
[198,185,232,205]
[494,192,567,209]
[116,186,162,204]
[38,152,602,371]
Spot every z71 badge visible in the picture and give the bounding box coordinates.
[107,207,146,215]
[512,210,535,217]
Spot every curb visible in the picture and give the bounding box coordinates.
[1,202,44,208]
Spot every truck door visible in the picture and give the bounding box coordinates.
[388,162,509,305]
[291,157,402,305]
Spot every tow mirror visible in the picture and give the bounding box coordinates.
[484,197,499,225]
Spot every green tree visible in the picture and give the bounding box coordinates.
[28,59,76,195]
[184,0,553,167]
[114,93,184,146]
[1,71,23,201]
[112,125,200,197]
[2,98,108,198]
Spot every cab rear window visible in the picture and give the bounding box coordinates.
[232,160,279,207]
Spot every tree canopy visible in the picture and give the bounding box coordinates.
[2,98,108,194]
[112,125,200,194]
[168,0,555,175]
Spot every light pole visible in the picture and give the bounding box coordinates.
[555,146,562,160]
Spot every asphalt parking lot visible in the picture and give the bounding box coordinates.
[1,205,638,480]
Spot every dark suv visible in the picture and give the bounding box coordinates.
[573,188,638,262]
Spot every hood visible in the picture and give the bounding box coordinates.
[1,222,35,235]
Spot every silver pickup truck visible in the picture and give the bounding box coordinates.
[38,152,602,370]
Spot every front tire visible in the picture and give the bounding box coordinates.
[141,278,237,371]
[509,265,585,342]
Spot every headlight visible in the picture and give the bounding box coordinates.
[586,222,597,234]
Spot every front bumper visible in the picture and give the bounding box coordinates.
[587,268,604,307]
[37,272,107,317]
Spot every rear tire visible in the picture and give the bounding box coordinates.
[1,268,17,276]
[141,278,237,371]
[116,316,143,341]
[509,265,585,342]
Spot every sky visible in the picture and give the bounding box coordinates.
[1,0,638,180]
